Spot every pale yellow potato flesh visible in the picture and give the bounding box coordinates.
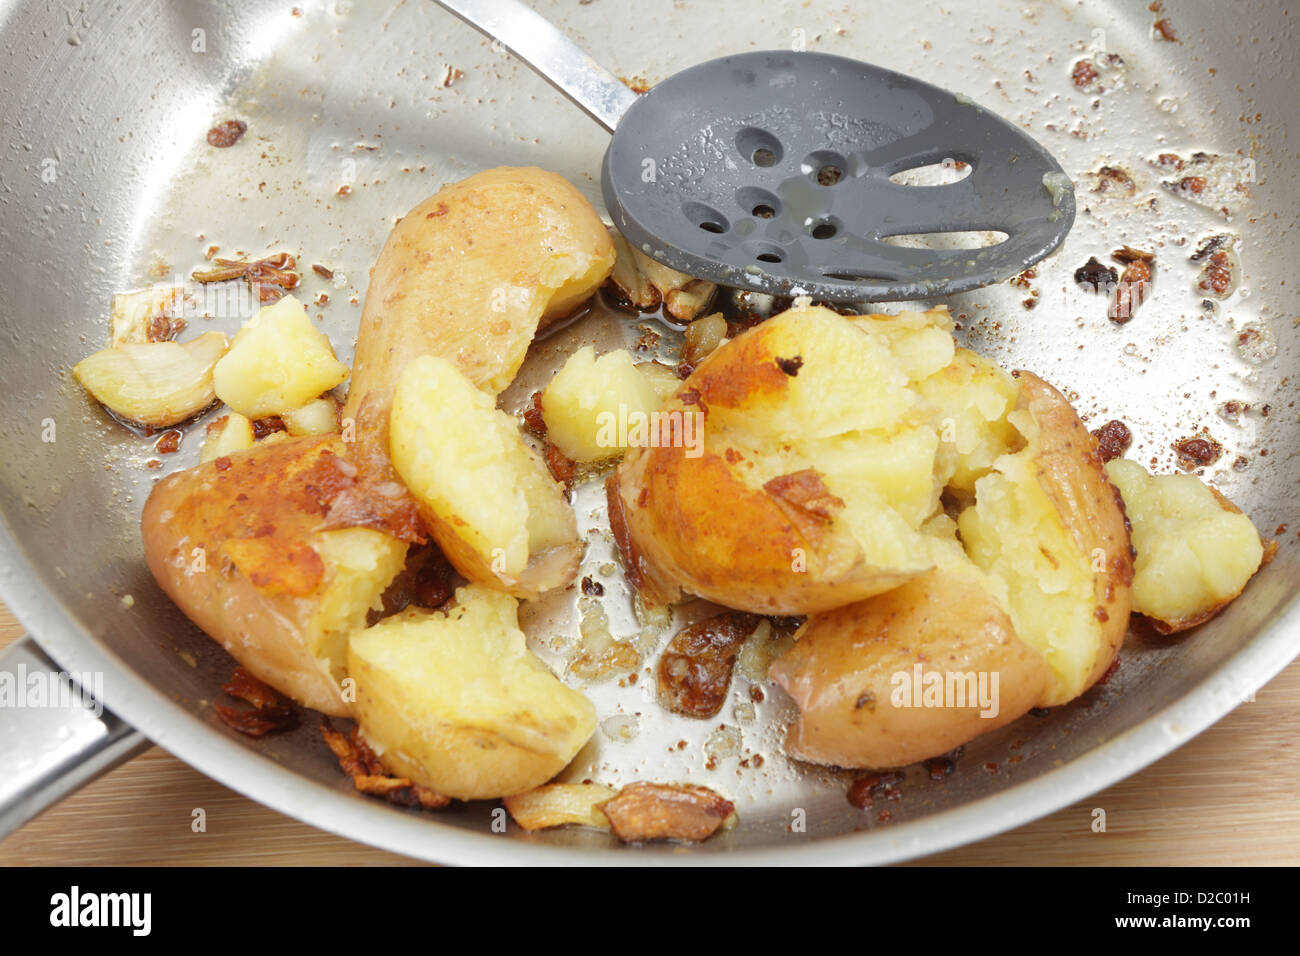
[347,586,597,800]
[389,354,580,598]
[1107,458,1266,632]
[343,166,615,441]
[198,412,255,463]
[541,346,669,462]
[212,295,348,418]
[958,374,1132,705]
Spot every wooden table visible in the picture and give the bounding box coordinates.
[2,605,1297,866]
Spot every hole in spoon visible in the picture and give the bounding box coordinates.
[824,270,896,282]
[809,220,838,239]
[889,159,974,186]
[736,127,783,167]
[736,186,781,220]
[756,251,784,263]
[881,230,1008,250]
[681,201,730,235]
[802,150,848,186]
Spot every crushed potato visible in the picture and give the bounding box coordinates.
[1107,459,1266,632]
[541,346,670,462]
[212,294,348,417]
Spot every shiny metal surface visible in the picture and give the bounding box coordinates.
[434,0,637,131]
[0,0,1296,863]
[0,636,149,839]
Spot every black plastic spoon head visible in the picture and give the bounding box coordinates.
[602,50,1075,302]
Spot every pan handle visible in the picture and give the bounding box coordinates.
[0,635,150,840]
[431,0,639,132]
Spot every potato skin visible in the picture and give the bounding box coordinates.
[142,435,407,715]
[1016,372,1133,697]
[771,568,1052,769]
[343,166,614,429]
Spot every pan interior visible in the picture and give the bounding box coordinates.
[0,0,1295,859]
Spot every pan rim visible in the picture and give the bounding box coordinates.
[3,513,1298,865]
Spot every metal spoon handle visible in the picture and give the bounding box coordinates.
[431,0,637,132]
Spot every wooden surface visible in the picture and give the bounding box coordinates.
[2,605,1297,866]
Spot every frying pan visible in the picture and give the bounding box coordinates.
[0,0,1297,864]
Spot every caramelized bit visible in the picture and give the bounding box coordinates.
[221,666,282,710]
[1108,247,1155,324]
[1091,419,1132,463]
[1092,165,1136,196]
[1074,256,1117,293]
[598,782,735,843]
[320,717,451,810]
[1172,435,1223,470]
[206,119,247,148]
[658,611,762,719]
[214,666,298,737]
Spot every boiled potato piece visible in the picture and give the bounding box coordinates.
[1107,459,1266,633]
[771,550,1053,769]
[958,373,1132,705]
[73,331,228,428]
[281,397,340,436]
[614,303,952,615]
[348,586,597,800]
[343,167,615,442]
[389,354,580,598]
[199,412,255,463]
[212,295,348,418]
[541,346,668,462]
[142,434,408,714]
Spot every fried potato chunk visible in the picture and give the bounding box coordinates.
[212,295,348,418]
[1107,458,1267,633]
[957,373,1132,705]
[347,585,597,800]
[343,166,615,439]
[142,435,409,714]
[615,303,957,614]
[389,354,581,598]
[540,346,670,462]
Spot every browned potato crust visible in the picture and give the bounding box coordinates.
[142,435,407,715]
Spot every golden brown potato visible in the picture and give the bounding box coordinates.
[1107,458,1268,633]
[771,558,1053,769]
[613,304,950,615]
[347,586,596,800]
[389,354,581,599]
[343,166,615,438]
[958,373,1133,705]
[142,435,408,715]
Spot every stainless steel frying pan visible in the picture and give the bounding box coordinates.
[1,0,1296,864]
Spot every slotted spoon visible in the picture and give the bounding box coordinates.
[435,0,1076,301]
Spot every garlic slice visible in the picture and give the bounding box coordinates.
[109,285,187,347]
[73,331,229,427]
